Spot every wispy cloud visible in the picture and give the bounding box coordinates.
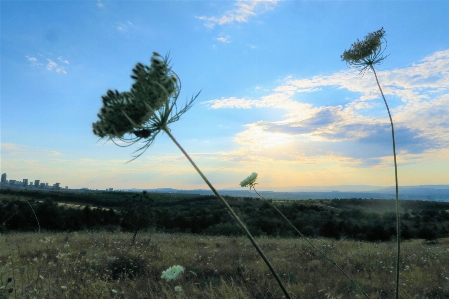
[46,59,67,74]
[196,1,277,28]
[116,21,133,32]
[57,56,69,64]
[1,143,63,157]
[97,0,104,8]
[26,55,69,74]
[204,49,449,167]
[217,35,231,43]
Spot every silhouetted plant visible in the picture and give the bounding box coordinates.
[92,53,291,298]
[342,27,401,299]
[240,172,369,299]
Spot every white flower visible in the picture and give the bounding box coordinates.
[161,265,185,281]
[174,286,183,292]
[240,172,258,188]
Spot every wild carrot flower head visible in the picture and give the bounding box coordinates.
[92,52,200,161]
[161,265,185,281]
[341,27,388,74]
[240,172,258,189]
[93,52,176,139]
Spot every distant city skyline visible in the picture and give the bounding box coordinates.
[1,1,448,190]
[1,172,64,189]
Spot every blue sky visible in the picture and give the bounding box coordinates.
[1,1,448,190]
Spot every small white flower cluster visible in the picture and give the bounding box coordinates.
[161,265,185,281]
[174,286,183,292]
[240,172,258,188]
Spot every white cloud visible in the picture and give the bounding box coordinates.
[196,1,277,28]
[57,56,69,64]
[46,59,67,74]
[26,55,68,74]
[217,35,231,43]
[25,55,43,67]
[204,49,449,167]
[97,0,104,8]
[116,21,134,32]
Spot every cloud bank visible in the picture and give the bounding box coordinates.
[204,49,449,168]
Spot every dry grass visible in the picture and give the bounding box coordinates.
[1,232,448,299]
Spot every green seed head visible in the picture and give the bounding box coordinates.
[341,27,387,69]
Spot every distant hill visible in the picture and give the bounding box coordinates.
[121,185,449,202]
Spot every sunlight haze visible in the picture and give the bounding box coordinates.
[1,1,448,190]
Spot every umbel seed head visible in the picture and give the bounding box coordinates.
[341,27,388,72]
[92,52,179,139]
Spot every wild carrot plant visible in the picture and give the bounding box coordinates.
[341,27,401,299]
[240,172,370,299]
[92,53,291,298]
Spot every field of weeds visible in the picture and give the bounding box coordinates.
[1,231,448,299]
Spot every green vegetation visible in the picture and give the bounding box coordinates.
[2,189,449,243]
[1,231,448,298]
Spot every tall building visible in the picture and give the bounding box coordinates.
[35,180,40,188]
[1,173,6,183]
[23,179,28,187]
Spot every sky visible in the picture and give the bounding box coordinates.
[1,1,449,191]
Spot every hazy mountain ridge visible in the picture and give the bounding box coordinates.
[123,185,449,201]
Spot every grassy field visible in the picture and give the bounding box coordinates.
[1,231,448,299]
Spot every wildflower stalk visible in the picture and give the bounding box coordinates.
[241,173,369,299]
[25,199,40,233]
[92,53,291,299]
[163,126,292,299]
[371,65,400,299]
[341,28,400,299]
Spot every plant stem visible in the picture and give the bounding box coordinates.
[370,65,400,299]
[162,126,292,299]
[25,199,40,233]
[252,187,370,299]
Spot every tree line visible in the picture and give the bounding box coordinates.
[1,189,448,242]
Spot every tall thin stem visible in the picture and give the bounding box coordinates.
[162,126,292,299]
[252,187,370,299]
[370,66,400,299]
[25,199,40,233]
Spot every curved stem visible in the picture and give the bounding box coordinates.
[162,127,291,299]
[252,187,370,299]
[370,65,400,299]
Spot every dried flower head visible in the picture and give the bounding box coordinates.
[161,265,185,281]
[92,52,200,161]
[341,27,388,74]
[240,172,258,189]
